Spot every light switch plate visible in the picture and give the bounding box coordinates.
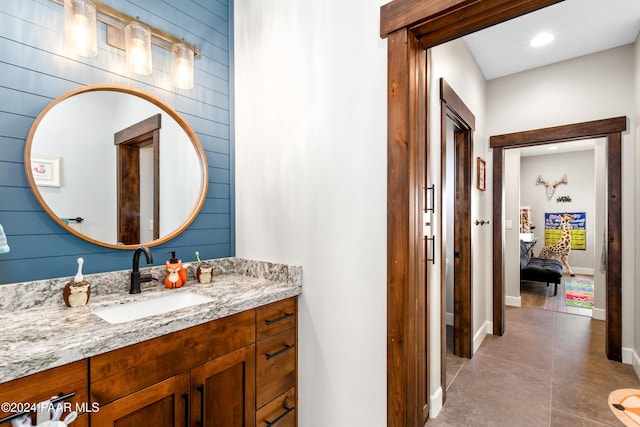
[505,220,513,229]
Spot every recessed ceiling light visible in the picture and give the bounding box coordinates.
[547,146,559,151]
[530,32,554,47]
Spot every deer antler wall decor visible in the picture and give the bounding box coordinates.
[536,174,567,200]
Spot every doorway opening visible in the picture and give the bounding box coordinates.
[115,114,161,245]
[439,78,474,403]
[516,141,604,319]
[490,117,626,361]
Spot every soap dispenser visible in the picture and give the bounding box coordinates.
[63,257,91,307]
[164,251,187,289]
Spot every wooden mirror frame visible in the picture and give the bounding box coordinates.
[24,84,209,250]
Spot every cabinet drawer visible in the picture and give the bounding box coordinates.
[91,309,255,405]
[0,360,89,423]
[256,388,296,427]
[256,328,296,408]
[256,298,296,340]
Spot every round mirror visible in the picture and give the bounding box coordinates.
[25,84,208,249]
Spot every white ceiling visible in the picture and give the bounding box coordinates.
[463,0,640,80]
[519,139,598,157]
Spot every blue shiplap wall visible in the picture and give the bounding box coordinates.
[0,0,234,284]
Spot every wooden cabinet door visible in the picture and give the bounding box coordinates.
[190,345,256,427]
[91,372,189,427]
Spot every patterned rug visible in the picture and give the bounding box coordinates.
[564,278,594,309]
[609,389,640,426]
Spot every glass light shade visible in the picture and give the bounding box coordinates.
[172,43,194,90]
[125,22,152,75]
[64,0,98,57]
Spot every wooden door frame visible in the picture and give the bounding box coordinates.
[114,114,161,244]
[490,117,626,361]
[439,78,474,403]
[381,1,567,425]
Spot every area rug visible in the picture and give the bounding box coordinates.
[609,389,640,426]
[564,278,594,309]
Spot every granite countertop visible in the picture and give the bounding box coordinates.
[0,258,302,384]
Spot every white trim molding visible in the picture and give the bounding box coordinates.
[622,347,634,365]
[473,320,492,354]
[505,295,521,307]
[632,349,640,379]
[592,307,606,321]
[429,386,443,418]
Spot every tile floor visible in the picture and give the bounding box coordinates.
[432,307,640,426]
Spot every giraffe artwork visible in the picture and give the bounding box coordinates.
[538,212,576,276]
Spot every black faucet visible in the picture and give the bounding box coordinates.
[130,246,154,294]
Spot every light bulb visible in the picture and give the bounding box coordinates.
[125,22,152,75]
[172,43,194,89]
[64,0,97,57]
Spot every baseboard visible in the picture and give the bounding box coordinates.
[473,320,491,354]
[592,307,606,321]
[505,295,521,307]
[570,267,594,275]
[445,312,454,326]
[429,386,443,418]
[633,349,640,379]
[622,347,634,365]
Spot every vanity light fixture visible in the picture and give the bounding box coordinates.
[530,32,554,48]
[172,43,195,90]
[53,0,199,87]
[125,22,152,75]
[64,0,98,57]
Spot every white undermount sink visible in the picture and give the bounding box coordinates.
[92,292,214,324]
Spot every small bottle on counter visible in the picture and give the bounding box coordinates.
[165,251,187,289]
[63,257,91,307]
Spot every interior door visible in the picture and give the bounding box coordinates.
[453,130,472,358]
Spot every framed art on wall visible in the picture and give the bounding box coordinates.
[476,157,486,191]
[31,154,61,187]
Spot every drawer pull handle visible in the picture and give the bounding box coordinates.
[0,391,76,424]
[265,312,294,325]
[265,404,295,426]
[197,384,205,427]
[181,391,189,427]
[265,344,295,360]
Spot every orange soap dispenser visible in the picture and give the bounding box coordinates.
[164,251,187,289]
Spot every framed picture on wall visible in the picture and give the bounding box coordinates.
[31,154,61,187]
[476,157,486,191]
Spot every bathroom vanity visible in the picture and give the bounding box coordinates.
[0,83,302,426]
[0,259,301,427]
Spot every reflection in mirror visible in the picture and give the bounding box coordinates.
[25,85,208,249]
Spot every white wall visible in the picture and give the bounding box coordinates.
[234,1,387,425]
[487,45,636,357]
[520,150,596,271]
[429,39,489,415]
[594,140,607,319]
[504,149,521,305]
[633,33,640,377]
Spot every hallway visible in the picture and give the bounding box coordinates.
[433,307,640,426]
